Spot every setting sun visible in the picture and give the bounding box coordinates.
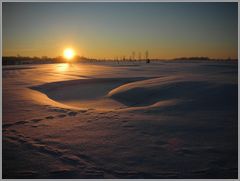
[63,48,75,60]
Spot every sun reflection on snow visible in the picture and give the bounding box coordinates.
[56,63,70,72]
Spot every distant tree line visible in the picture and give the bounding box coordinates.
[172,56,237,61]
[2,56,86,65]
[2,55,237,65]
[2,56,60,65]
[173,57,210,60]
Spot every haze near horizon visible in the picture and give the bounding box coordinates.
[3,2,238,59]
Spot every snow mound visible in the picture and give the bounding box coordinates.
[30,77,149,109]
[108,76,237,110]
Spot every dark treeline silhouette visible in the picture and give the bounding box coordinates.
[2,55,237,65]
[2,55,89,65]
[171,56,237,62]
[2,56,61,65]
[173,56,210,60]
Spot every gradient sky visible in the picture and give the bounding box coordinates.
[2,2,238,59]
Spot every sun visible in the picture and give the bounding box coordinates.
[63,48,75,60]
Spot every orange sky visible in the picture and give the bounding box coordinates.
[3,2,238,59]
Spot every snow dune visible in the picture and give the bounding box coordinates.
[108,75,237,111]
[31,74,237,112]
[30,77,149,109]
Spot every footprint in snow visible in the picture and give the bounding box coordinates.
[58,114,66,118]
[68,112,78,116]
[46,116,54,119]
[15,120,28,125]
[31,118,43,123]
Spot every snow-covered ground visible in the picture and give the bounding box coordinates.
[3,61,238,178]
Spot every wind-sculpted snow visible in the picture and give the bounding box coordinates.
[31,73,237,112]
[3,62,238,178]
[108,76,237,111]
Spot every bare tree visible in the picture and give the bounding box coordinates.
[132,51,135,61]
[145,50,150,63]
[138,52,141,61]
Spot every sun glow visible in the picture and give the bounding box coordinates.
[56,63,69,72]
[63,48,75,60]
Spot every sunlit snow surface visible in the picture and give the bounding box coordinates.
[3,61,238,178]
